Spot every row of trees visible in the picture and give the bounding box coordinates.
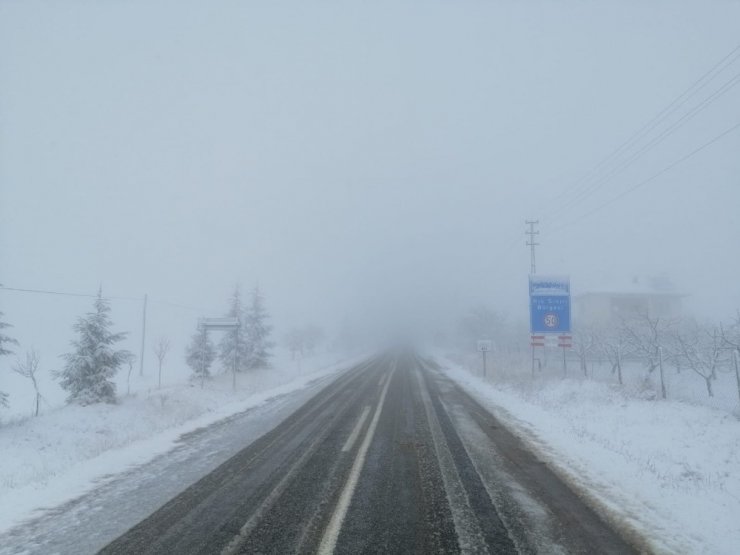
[569,312,740,400]
[453,305,740,403]
[1,284,276,411]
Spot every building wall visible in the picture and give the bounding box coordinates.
[574,293,683,326]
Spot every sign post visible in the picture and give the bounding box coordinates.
[198,317,241,390]
[529,275,571,376]
[477,340,492,378]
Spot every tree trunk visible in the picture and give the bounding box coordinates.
[734,350,740,405]
[658,347,667,399]
[705,375,714,397]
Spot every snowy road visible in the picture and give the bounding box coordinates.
[89,353,636,554]
[0,367,346,555]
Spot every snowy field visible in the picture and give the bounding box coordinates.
[436,352,740,555]
[0,351,361,537]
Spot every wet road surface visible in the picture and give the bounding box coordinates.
[99,353,637,554]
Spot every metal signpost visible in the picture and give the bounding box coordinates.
[477,340,492,377]
[529,275,571,375]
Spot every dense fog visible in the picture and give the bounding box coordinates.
[2,1,739,368]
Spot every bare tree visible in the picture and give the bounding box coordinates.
[720,311,740,403]
[153,336,171,389]
[125,354,136,396]
[571,325,597,378]
[302,325,325,356]
[12,348,42,416]
[674,322,724,398]
[284,325,325,361]
[595,324,631,386]
[622,313,672,399]
[284,329,304,361]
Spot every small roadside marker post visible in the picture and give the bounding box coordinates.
[558,335,572,376]
[530,335,545,376]
[477,340,492,378]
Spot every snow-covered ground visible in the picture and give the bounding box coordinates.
[435,353,740,555]
[0,351,361,541]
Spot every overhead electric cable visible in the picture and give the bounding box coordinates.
[550,119,740,233]
[0,285,219,313]
[544,69,740,222]
[540,42,740,217]
[0,285,139,301]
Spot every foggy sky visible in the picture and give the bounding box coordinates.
[2,1,739,369]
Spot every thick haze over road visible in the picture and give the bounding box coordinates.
[1,1,739,367]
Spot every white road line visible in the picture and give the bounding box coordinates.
[317,361,397,555]
[341,406,371,453]
[220,430,324,555]
[414,365,489,554]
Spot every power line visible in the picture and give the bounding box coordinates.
[0,285,139,301]
[541,42,740,219]
[551,119,740,234]
[0,285,219,313]
[544,68,740,222]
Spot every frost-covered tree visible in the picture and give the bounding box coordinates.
[571,325,597,378]
[284,324,325,360]
[153,336,170,389]
[302,324,324,356]
[13,349,42,416]
[244,286,274,370]
[57,290,131,405]
[186,327,216,386]
[594,324,632,386]
[284,328,304,360]
[1,311,19,408]
[457,306,507,349]
[673,321,725,398]
[219,286,250,373]
[720,311,740,403]
[622,313,674,399]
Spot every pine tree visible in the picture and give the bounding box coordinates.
[186,327,216,385]
[1,311,20,408]
[219,286,250,373]
[57,290,131,405]
[244,286,274,370]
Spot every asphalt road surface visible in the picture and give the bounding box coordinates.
[99,353,637,554]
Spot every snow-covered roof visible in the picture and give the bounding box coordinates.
[573,275,687,298]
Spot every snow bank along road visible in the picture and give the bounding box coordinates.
[96,352,636,554]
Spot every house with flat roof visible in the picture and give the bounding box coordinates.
[573,276,685,325]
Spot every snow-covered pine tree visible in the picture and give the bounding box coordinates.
[57,290,131,405]
[1,310,20,408]
[219,286,250,373]
[186,327,216,385]
[244,285,274,370]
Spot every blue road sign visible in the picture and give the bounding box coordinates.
[529,275,571,334]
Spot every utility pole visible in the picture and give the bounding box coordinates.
[139,294,147,377]
[525,220,539,275]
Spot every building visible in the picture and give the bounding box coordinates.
[573,276,685,326]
